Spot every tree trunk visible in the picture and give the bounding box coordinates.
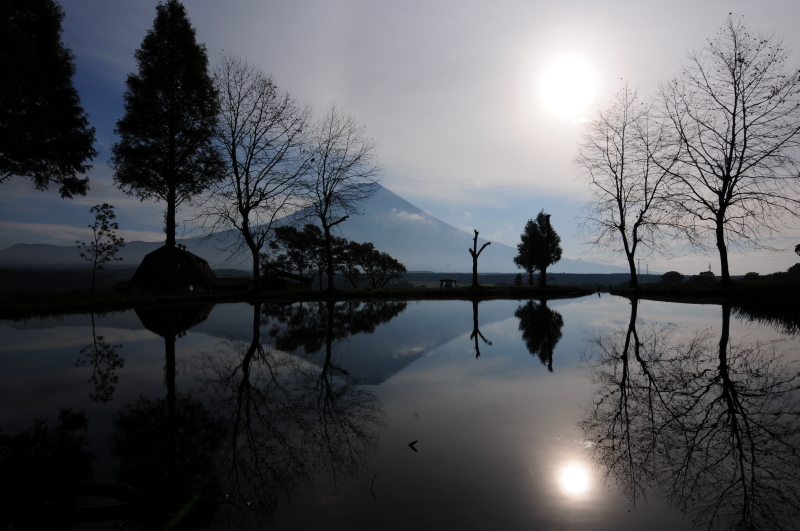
[91,258,98,294]
[164,313,176,481]
[251,248,261,292]
[469,230,490,288]
[626,253,638,288]
[165,184,176,292]
[540,265,547,289]
[716,218,732,287]
[472,254,479,288]
[324,225,335,291]
[242,221,261,293]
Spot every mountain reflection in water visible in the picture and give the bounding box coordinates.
[582,299,800,530]
[1,297,800,530]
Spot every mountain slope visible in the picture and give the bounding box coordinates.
[0,185,628,274]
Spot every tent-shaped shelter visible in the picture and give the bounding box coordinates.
[128,245,217,291]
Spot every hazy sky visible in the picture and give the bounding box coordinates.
[3,0,800,274]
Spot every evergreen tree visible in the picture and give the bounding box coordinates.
[0,0,96,198]
[514,219,538,286]
[520,211,562,288]
[533,211,562,288]
[111,0,222,291]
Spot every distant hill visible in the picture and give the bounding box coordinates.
[0,185,628,274]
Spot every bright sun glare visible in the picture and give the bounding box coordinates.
[540,55,597,117]
[558,462,590,496]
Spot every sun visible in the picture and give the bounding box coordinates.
[540,55,597,117]
[558,462,591,496]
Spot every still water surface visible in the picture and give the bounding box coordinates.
[1,295,798,530]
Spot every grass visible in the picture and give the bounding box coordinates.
[0,284,593,320]
[612,279,800,306]
[6,279,797,321]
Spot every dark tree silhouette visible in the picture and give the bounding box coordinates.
[514,219,538,286]
[303,105,381,291]
[111,0,223,291]
[75,203,125,293]
[336,238,367,288]
[661,16,800,286]
[514,299,564,371]
[469,229,491,288]
[270,224,323,282]
[357,244,406,289]
[527,211,562,288]
[0,0,96,197]
[199,54,310,292]
[576,85,679,288]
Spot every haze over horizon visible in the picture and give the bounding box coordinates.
[3,0,800,275]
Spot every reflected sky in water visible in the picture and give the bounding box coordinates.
[0,296,798,530]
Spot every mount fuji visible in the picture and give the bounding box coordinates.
[0,185,627,274]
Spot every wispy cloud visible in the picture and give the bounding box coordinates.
[0,222,164,247]
[391,208,430,223]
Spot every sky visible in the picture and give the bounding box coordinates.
[3,0,800,274]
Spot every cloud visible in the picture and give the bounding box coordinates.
[0,222,164,247]
[0,222,93,245]
[391,208,430,223]
[463,212,472,218]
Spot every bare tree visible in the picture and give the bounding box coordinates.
[304,104,381,291]
[661,16,800,286]
[200,54,310,291]
[468,230,490,288]
[577,85,679,288]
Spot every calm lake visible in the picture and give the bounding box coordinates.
[2,295,799,530]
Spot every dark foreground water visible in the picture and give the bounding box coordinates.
[1,296,799,530]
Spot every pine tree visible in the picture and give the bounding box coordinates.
[0,0,96,197]
[111,0,222,291]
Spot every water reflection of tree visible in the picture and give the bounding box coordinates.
[582,300,800,530]
[105,304,225,529]
[0,409,94,528]
[262,300,407,354]
[733,303,800,336]
[75,312,124,403]
[515,299,564,371]
[470,300,492,358]
[192,300,387,524]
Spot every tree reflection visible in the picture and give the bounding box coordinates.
[470,299,492,358]
[0,409,94,528]
[262,299,407,354]
[75,312,124,403]
[104,304,225,529]
[191,300,387,525]
[733,303,800,336]
[515,299,564,371]
[582,300,800,530]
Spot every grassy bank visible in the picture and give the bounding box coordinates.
[612,279,800,306]
[0,285,593,320]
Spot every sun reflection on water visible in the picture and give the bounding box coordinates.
[558,462,590,496]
